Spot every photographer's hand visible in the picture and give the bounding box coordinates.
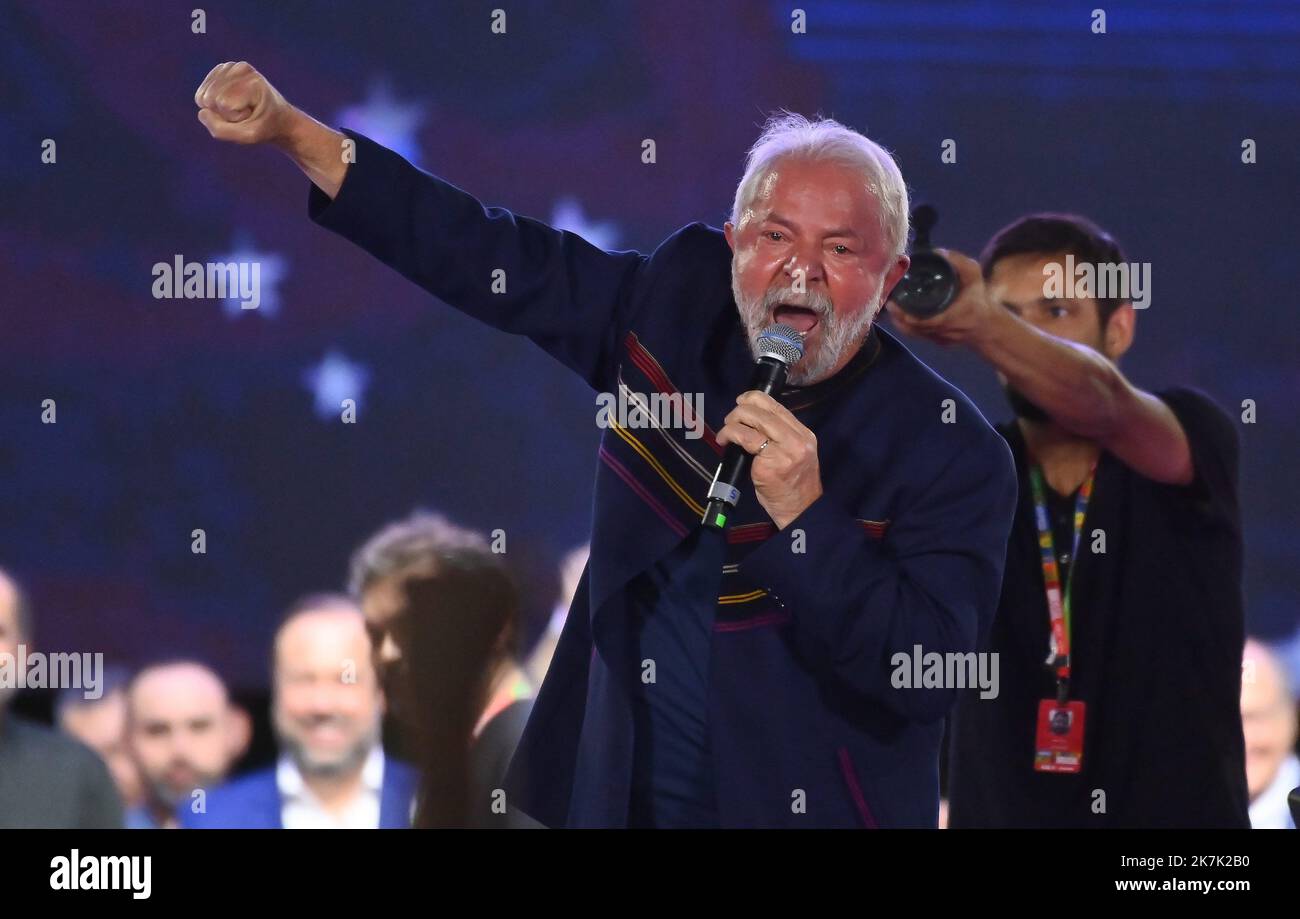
[885,248,999,347]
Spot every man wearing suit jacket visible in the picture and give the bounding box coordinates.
[183,595,416,829]
[195,63,1017,828]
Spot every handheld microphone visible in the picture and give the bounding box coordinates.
[701,323,805,530]
[889,204,960,318]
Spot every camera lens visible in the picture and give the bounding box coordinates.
[889,251,958,318]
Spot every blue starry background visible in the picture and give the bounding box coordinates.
[1,0,1297,688]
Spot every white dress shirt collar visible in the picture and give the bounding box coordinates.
[1248,753,1299,830]
[276,745,386,829]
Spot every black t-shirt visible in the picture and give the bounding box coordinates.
[1043,483,1080,587]
[948,388,1250,828]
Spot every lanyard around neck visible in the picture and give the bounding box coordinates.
[1027,461,1096,702]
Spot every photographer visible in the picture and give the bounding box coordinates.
[891,214,1250,828]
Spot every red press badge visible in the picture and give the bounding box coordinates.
[1033,699,1086,773]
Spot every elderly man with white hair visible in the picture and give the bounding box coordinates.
[194,62,1017,827]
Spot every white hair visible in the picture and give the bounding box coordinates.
[730,111,910,259]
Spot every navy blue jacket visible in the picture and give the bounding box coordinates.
[308,131,1018,828]
[179,759,417,829]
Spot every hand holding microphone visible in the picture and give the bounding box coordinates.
[708,324,824,532]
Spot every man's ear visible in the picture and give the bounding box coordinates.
[884,253,910,295]
[223,705,253,764]
[1103,302,1136,360]
[723,221,735,252]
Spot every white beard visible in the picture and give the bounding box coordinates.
[732,269,886,385]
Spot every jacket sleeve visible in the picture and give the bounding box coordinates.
[308,129,650,392]
[738,431,1018,723]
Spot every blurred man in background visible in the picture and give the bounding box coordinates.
[56,666,144,811]
[0,566,122,828]
[126,660,239,828]
[1242,639,1298,829]
[184,594,415,828]
[350,511,538,828]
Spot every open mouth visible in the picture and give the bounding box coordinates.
[772,304,821,335]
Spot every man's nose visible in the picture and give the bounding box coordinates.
[783,249,825,289]
[301,681,346,714]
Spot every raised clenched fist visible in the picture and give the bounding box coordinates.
[194,61,294,146]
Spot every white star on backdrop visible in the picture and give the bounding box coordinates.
[550,197,620,250]
[335,80,427,164]
[213,234,288,318]
[302,350,370,421]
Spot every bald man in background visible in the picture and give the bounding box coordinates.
[1242,639,1299,829]
[126,660,239,828]
[184,595,416,828]
[0,566,122,828]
